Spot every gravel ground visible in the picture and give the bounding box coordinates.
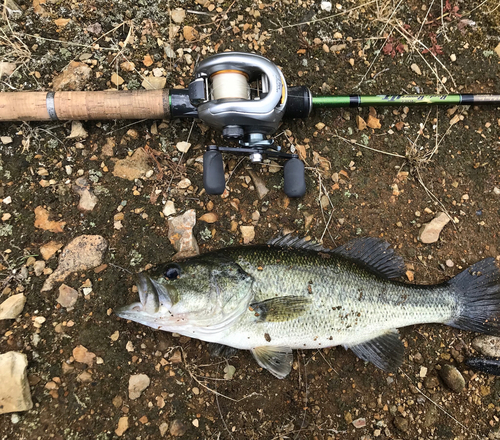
[1,0,500,439]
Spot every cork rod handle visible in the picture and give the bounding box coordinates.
[0,89,171,121]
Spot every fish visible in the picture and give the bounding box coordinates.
[115,236,500,379]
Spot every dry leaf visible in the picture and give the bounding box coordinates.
[199,213,218,223]
[183,26,199,41]
[366,114,381,129]
[356,115,367,130]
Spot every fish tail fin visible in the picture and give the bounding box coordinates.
[448,258,500,335]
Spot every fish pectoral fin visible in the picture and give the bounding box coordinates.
[348,329,404,372]
[251,346,293,379]
[207,343,239,359]
[332,237,405,279]
[249,296,311,322]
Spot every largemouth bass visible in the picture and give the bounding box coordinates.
[116,236,500,379]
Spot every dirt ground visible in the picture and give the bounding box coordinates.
[1,0,500,439]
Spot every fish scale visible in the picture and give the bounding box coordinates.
[116,236,500,379]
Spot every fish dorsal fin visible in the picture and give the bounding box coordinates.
[348,329,404,372]
[332,237,405,279]
[251,346,293,379]
[249,296,312,322]
[267,234,329,252]
[207,343,239,359]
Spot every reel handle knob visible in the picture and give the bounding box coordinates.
[203,147,226,195]
[283,158,306,198]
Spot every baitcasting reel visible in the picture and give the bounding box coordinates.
[179,52,312,197]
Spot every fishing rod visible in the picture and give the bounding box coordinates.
[1,52,499,197]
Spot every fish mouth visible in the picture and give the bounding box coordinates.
[115,273,171,319]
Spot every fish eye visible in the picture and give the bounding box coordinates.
[164,264,181,280]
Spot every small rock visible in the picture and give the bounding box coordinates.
[77,371,92,382]
[450,53,457,62]
[73,177,98,212]
[113,148,151,180]
[240,225,255,244]
[1,136,13,144]
[366,114,381,129]
[439,364,465,393]
[163,201,176,217]
[33,260,46,276]
[129,374,150,400]
[0,294,26,320]
[42,235,108,292]
[171,8,186,23]
[40,241,63,260]
[115,417,129,436]
[445,259,454,267]
[418,212,450,243]
[53,61,92,91]
[493,187,500,196]
[495,42,500,58]
[120,61,135,72]
[356,115,367,130]
[73,345,96,366]
[110,73,124,86]
[183,26,199,41]
[0,62,17,78]
[247,170,269,199]
[141,76,167,90]
[170,419,187,437]
[168,210,200,260]
[352,418,366,429]
[411,63,422,75]
[57,284,78,309]
[320,1,332,12]
[394,416,409,432]
[0,352,33,414]
[315,122,325,130]
[34,206,66,233]
[199,213,218,223]
[176,141,191,153]
[66,121,88,139]
[177,178,191,189]
[159,422,169,436]
[472,335,500,358]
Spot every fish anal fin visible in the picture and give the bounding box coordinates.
[333,237,405,279]
[207,343,239,359]
[251,346,293,379]
[348,329,404,372]
[250,296,311,322]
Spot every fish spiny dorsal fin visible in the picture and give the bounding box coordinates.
[332,237,405,279]
[348,329,404,372]
[267,234,329,252]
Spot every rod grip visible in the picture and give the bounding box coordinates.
[0,89,171,121]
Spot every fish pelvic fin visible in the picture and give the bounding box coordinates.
[348,329,404,372]
[447,258,500,335]
[207,343,239,359]
[332,237,406,279]
[251,346,293,379]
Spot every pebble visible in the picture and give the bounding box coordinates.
[33,260,45,276]
[115,417,129,436]
[142,76,167,90]
[40,241,63,261]
[159,422,169,436]
[168,210,200,260]
[52,61,91,91]
[352,418,366,428]
[472,335,500,358]
[0,352,33,414]
[450,53,456,62]
[320,1,332,12]
[34,206,66,233]
[393,416,409,432]
[176,141,191,153]
[112,148,151,181]
[0,294,26,320]
[73,177,98,212]
[247,170,269,199]
[170,419,187,437]
[163,200,176,217]
[42,235,108,292]
[240,225,255,244]
[411,63,422,75]
[57,284,78,309]
[73,345,96,366]
[493,187,500,195]
[129,374,150,400]
[439,364,465,392]
[199,212,218,223]
[418,212,450,243]
[177,178,191,189]
[171,8,186,23]
[445,259,454,267]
